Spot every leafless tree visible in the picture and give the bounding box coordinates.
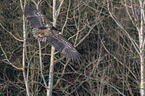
[0,0,142,96]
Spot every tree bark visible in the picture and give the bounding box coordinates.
[139,0,145,95]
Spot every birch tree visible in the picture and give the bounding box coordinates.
[0,0,103,95]
[47,0,64,96]
[2,0,142,95]
[107,0,144,95]
[20,0,31,96]
[139,0,145,95]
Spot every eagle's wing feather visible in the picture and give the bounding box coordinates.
[24,6,81,61]
[47,32,81,61]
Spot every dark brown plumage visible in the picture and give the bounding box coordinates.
[24,6,81,61]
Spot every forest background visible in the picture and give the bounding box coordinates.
[0,0,144,96]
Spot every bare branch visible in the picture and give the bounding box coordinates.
[107,0,140,55]
[0,43,22,70]
[0,23,23,42]
[38,41,47,88]
[20,0,30,95]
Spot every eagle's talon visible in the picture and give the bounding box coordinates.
[38,34,43,37]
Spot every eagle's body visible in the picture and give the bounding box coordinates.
[24,6,81,61]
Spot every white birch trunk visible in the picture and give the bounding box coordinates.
[20,0,30,96]
[47,0,64,96]
[47,0,56,95]
[139,0,145,95]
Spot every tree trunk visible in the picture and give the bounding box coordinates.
[139,0,145,95]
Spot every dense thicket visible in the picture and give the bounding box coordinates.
[0,0,140,95]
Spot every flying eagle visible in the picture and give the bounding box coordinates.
[24,6,81,61]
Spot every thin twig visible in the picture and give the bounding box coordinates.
[0,43,22,70]
[0,23,23,42]
[106,0,140,55]
[38,41,47,88]
[107,83,126,96]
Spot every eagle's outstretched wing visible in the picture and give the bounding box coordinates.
[48,28,81,61]
[24,6,52,29]
[24,6,81,61]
